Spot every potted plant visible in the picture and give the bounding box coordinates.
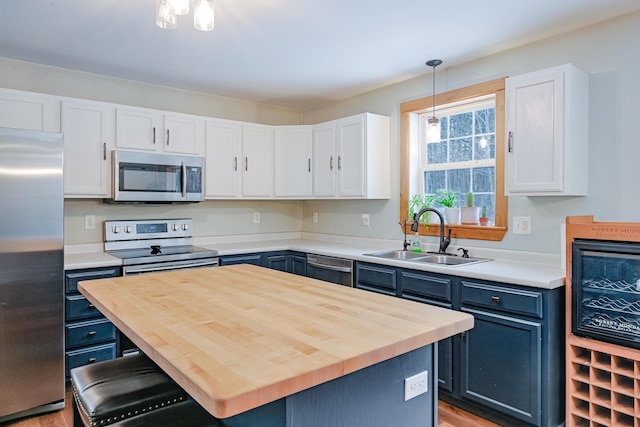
[408,194,440,228]
[479,205,490,226]
[436,189,459,225]
[461,192,480,225]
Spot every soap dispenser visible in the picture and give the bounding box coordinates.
[412,233,422,252]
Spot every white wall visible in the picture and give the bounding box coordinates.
[302,12,640,255]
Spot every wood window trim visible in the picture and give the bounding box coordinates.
[400,77,508,241]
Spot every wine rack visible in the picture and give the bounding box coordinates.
[568,339,640,426]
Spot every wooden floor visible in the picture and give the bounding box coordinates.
[3,390,500,427]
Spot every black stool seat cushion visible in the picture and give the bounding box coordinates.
[70,354,189,426]
[110,399,224,427]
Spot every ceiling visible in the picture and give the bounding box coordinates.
[1,0,639,111]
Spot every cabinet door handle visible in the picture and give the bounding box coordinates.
[244,157,248,171]
[308,158,311,172]
[152,127,156,144]
[330,156,334,171]
[233,156,238,171]
[166,129,170,146]
[88,357,97,363]
[103,143,107,161]
[88,304,95,309]
[508,131,513,153]
[87,331,97,337]
[491,296,501,303]
[338,156,342,171]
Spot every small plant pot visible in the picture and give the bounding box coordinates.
[479,217,490,226]
[461,207,480,225]
[444,207,460,225]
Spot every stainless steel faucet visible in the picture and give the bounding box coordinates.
[410,208,451,254]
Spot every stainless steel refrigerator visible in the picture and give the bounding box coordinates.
[0,127,65,421]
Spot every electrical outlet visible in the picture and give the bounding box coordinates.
[253,212,261,224]
[404,370,428,401]
[513,216,531,234]
[312,212,318,223]
[84,214,96,230]
[361,213,370,226]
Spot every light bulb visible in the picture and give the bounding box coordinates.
[479,137,487,148]
[426,116,441,143]
[156,0,177,29]
[194,0,215,31]
[171,0,189,15]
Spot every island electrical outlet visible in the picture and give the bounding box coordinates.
[404,370,428,401]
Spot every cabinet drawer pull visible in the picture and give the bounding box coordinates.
[491,296,501,303]
[88,357,97,363]
[87,331,97,337]
[88,304,95,309]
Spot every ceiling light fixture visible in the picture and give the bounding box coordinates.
[156,0,215,31]
[426,59,442,143]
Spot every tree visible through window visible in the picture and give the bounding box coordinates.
[419,96,496,220]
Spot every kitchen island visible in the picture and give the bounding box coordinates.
[78,264,473,426]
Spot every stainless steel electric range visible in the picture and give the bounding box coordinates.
[105,219,218,276]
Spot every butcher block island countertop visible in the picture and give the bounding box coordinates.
[79,264,474,424]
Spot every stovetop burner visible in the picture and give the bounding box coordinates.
[108,244,218,265]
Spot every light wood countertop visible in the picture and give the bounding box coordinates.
[79,264,473,418]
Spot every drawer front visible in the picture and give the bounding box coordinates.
[66,318,115,349]
[66,294,102,321]
[65,267,121,293]
[461,281,543,318]
[66,343,117,377]
[356,264,397,295]
[400,270,452,303]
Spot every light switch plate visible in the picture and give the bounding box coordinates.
[513,216,531,234]
[404,370,428,401]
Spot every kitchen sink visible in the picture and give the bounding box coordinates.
[364,250,433,260]
[364,251,491,267]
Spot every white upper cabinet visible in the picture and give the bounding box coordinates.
[242,123,273,197]
[312,122,337,197]
[61,99,114,197]
[116,106,204,156]
[205,118,243,198]
[274,126,313,198]
[313,113,390,199]
[505,64,588,196]
[0,88,59,132]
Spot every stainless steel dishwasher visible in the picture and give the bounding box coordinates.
[306,254,354,287]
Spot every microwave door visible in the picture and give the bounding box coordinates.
[116,160,185,202]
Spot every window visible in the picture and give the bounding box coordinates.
[419,96,496,219]
[400,78,507,241]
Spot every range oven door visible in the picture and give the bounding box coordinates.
[306,254,354,287]
[109,150,204,203]
[572,239,640,349]
[123,258,219,276]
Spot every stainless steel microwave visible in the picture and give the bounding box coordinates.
[107,150,204,203]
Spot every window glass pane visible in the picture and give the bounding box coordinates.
[473,193,495,220]
[447,168,470,203]
[473,166,495,193]
[474,135,495,160]
[427,141,447,164]
[440,116,448,140]
[474,108,495,134]
[449,112,472,138]
[424,170,445,194]
[449,137,472,162]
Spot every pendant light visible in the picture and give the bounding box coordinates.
[156,0,215,31]
[426,59,443,143]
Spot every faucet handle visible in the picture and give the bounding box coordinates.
[457,247,469,258]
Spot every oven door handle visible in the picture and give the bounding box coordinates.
[181,160,187,198]
[124,260,219,275]
[307,261,353,273]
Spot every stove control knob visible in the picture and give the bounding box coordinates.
[124,226,132,233]
[171,224,180,231]
[111,226,121,234]
[182,223,189,231]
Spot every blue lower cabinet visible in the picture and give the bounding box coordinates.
[354,261,563,427]
[460,307,542,425]
[219,254,264,266]
[65,342,117,378]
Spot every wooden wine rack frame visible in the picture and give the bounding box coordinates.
[566,216,640,427]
